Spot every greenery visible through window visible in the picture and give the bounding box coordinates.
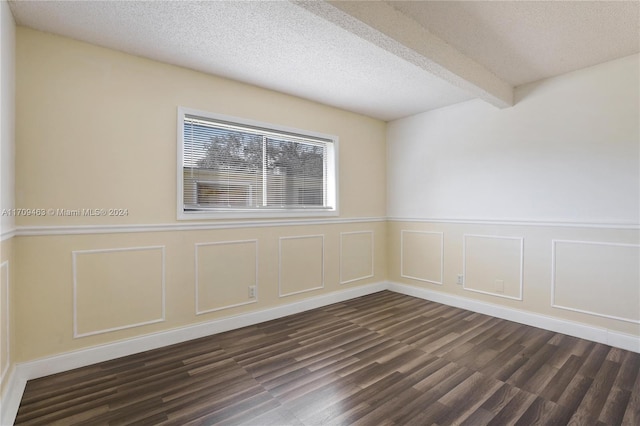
[179,109,337,218]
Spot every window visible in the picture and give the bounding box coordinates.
[178,108,338,219]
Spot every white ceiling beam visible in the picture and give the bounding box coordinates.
[293,0,514,108]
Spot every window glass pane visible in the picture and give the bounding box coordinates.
[183,118,262,209]
[265,138,326,207]
[180,111,334,215]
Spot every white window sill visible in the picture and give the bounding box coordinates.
[178,209,339,221]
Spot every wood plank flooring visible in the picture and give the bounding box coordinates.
[15,291,640,425]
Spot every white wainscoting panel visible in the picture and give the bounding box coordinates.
[401,230,443,285]
[340,231,374,284]
[463,234,523,300]
[73,246,166,338]
[195,239,258,314]
[279,235,324,297]
[552,240,640,323]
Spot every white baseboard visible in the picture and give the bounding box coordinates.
[606,329,640,353]
[0,367,25,426]
[388,281,640,353]
[2,280,638,425]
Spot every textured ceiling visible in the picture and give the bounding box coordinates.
[8,0,640,121]
[8,0,474,121]
[390,0,640,86]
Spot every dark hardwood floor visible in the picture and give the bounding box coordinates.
[15,291,640,425]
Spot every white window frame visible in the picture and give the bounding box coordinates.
[177,107,339,220]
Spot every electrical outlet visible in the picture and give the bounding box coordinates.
[248,285,256,298]
[456,274,464,285]
[495,280,504,293]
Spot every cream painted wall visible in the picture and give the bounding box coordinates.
[12,28,388,362]
[14,222,387,362]
[15,27,386,226]
[387,54,640,338]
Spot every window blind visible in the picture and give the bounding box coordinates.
[182,114,331,212]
